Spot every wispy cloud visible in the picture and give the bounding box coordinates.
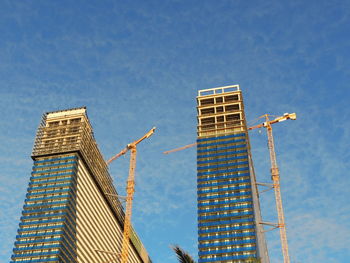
[1,1,350,262]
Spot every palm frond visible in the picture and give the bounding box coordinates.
[172,245,196,263]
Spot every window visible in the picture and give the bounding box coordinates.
[201,108,215,115]
[216,116,224,122]
[226,114,240,121]
[225,104,240,111]
[201,117,215,125]
[200,98,214,105]
[215,97,223,103]
[216,106,224,113]
[48,121,59,127]
[225,94,239,102]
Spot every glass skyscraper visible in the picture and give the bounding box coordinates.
[11,107,151,263]
[196,86,269,263]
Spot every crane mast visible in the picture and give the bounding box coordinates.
[163,113,296,263]
[120,146,137,263]
[106,127,155,263]
[249,113,296,263]
[266,120,290,263]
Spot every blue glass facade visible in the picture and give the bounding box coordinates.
[197,134,257,262]
[11,108,152,263]
[11,154,78,263]
[197,86,268,263]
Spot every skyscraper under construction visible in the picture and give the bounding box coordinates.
[11,107,151,263]
[196,85,269,263]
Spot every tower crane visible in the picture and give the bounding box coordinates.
[249,113,296,263]
[163,113,296,263]
[163,142,197,154]
[107,127,156,263]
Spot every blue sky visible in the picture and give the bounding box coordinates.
[0,0,349,262]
